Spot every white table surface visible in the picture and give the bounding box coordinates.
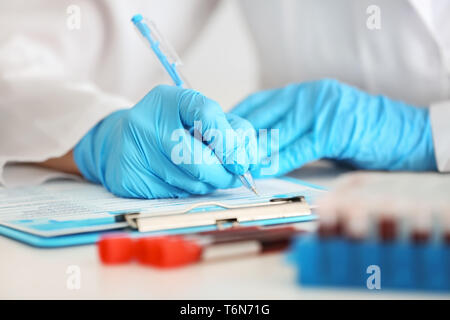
[1,162,449,299]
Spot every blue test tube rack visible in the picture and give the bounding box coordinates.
[288,234,450,292]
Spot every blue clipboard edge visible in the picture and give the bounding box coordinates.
[0,215,317,248]
[0,177,323,248]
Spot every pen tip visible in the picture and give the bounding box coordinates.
[251,187,260,197]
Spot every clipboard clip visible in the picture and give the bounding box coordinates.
[119,196,310,232]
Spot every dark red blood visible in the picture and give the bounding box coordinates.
[411,230,430,244]
[378,217,397,242]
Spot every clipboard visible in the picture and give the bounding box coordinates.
[122,196,309,232]
[0,178,324,248]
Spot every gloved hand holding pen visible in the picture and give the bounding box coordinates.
[74,85,257,199]
[231,79,437,177]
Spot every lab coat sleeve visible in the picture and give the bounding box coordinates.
[0,35,133,186]
[0,0,220,188]
[429,101,450,172]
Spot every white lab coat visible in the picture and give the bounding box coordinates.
[1,0,449,186]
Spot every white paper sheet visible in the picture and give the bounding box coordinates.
[0,178,324,223]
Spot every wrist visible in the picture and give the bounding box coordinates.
[325,83,438,171]
[351,103,437,171]
[37,150,81,175]
[414,108,438,171]
[388,106,437,171]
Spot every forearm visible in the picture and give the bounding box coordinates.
[36,150,81,176]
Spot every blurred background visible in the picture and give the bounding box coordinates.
[180,0,259,111]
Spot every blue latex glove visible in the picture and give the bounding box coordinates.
[231,79,437,177]
[74,85,257,199]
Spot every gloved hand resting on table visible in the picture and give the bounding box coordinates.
[74,85,257,199]
[231,79,437,177]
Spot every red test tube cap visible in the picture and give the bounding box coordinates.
[98,235,134,264]
[135,236,202,268]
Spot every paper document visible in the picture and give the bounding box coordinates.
[0,178,325,237]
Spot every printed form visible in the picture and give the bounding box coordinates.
[0,177,325,237]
